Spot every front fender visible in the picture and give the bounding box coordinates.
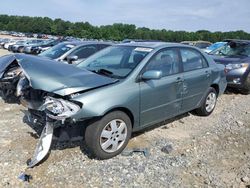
[71,82,140,128]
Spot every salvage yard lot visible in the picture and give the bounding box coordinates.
[0,49,249,187]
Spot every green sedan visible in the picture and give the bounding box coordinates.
[0,42,227,166]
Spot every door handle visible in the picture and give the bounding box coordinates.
[205,71,211,77]
[175,77,184,83]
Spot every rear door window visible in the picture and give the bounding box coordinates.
[180,48,208,72]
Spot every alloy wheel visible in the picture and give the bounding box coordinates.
[205,92,217,113]
[100,119,128,153]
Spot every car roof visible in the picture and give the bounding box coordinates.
[77,41,114,46]
[62,41,114,46]
[117,42,185,49]
[223,39,250,44]
[181,41,211,44]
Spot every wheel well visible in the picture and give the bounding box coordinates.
[210,84,219,96]
[105,107,134,127]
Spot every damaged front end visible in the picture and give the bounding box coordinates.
[27,96,82,167]
[0,54,116,167]
[0,63,24,103]
[27,97,82,167]
[23,89,83,167]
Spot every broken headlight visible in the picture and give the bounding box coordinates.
[3,67,22,80]
[16,76,29,97]
[43,97,81,120]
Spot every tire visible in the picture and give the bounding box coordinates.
[241,74,250,95]
[195,87,217,116]
[85,111,132,159]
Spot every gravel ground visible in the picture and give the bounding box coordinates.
[0,49,249,188]
[0,48,12,56]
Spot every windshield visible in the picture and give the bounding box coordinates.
[206,42,226,51]
[77,46,151,78]
[39,43,75,59]
[210,42,250,57]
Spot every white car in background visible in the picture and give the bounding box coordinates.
[3,39,19,49]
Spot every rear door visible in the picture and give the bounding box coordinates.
[180,48,211,112]
[139,48,183,127]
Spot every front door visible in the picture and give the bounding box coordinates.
[139,48,183,127]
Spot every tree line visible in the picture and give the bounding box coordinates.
[0,14,250,42]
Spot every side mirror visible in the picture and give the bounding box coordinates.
[141,70,162,80]
[67,55,78,64]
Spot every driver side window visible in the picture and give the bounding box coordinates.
[145,49,180,77]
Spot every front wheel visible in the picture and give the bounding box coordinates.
[85,111,132,159]
[195,87,217,116]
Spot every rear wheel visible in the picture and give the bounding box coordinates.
[195,87,217,116]
[85,111,132,159]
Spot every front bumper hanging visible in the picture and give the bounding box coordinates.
[27,120,54,168]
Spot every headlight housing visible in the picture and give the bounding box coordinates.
[3,67,22,80]
[16,76,29,97]
[225,63,249,71]
[43,97,81,120]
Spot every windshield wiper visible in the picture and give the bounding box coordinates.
[90,68,113,77]
[97,69,113,75]
[90,68,123,79]
[88,69,124,79]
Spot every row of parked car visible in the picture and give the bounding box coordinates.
[2,37,249,93]
[0,30,62,39]
[0,37,72,54]
[0,36,249,167]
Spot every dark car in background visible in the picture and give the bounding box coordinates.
[57,41,112,64]
[209,39,250,94]
[38,41,112,63]
[38,41,82,60]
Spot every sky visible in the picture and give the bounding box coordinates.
[1,0,250,32]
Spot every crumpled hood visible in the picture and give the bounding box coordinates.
[210,55,250,65]
[0,54,19,78]
[0,54,117,96]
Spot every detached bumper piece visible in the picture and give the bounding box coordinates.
[27,121,54,168]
